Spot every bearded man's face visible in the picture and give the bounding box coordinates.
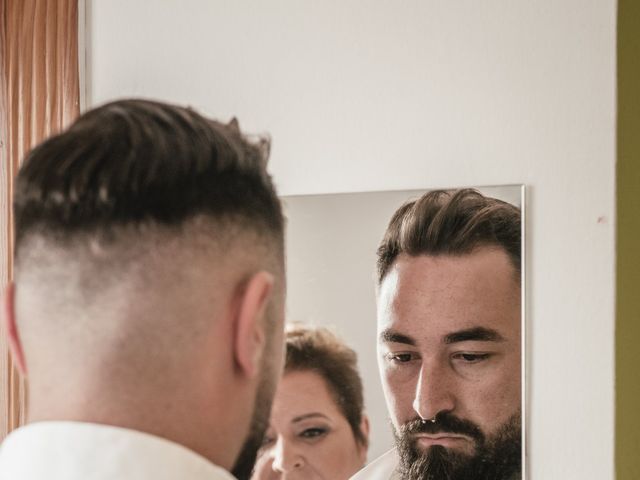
[377,250,522,480]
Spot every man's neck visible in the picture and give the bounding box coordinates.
[27,391,243,472]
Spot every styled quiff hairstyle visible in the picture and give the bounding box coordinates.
[14,99,284,254]
[285,325,367,447]
[377,189,521,283]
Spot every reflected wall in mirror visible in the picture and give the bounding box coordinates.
[282,185,524,479]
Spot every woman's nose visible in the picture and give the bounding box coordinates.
[271,438,305,473]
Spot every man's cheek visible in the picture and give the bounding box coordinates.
[385,380,416,424]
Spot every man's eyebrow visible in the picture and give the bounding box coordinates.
[444,327,505,344]
[379,329,416,346]
[291,413,330,423]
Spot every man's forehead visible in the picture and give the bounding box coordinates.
[379,249,519,298]
[376,250,520,341]
[392,248,516,280]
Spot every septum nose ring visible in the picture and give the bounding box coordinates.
[421,416,437,424]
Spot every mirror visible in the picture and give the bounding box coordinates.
[282,185,524,475]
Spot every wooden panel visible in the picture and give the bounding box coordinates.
[0,70,9,438]
[0,0,80,440]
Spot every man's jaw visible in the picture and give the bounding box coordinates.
[394,414,522,480]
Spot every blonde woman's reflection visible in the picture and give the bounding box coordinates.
[251,325,369,480]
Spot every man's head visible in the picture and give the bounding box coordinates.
[376,189,522,479]
[3,99,286,471]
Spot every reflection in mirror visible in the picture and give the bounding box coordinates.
[281,186,524,479]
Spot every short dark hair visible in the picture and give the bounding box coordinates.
[14,99,283,254]
[377,189,521,282]
[284,325,367,447]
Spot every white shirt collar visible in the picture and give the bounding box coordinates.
[0,421,236,480]
[350,448,400,480]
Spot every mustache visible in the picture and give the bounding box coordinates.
[399,412,485,442]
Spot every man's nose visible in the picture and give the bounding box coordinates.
[271,438,305,474]
[412,361,456,422]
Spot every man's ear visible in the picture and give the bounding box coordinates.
[358,413,371,462]
[233,271,274,379]
[2,283,27,375]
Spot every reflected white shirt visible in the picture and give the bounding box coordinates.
[350,448,400,480]
[0,421,235,480]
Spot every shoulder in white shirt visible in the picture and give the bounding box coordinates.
[350,448,400,480]
[0,421,236,480]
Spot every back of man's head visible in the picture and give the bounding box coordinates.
[7,99,286,469]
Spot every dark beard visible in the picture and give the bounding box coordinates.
[395,413,521,480]
[231,333,279,480]
[231,416,266,480]
[231,373,275,480]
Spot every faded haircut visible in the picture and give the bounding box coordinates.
[14,99,284,258]
[376,189,521,283]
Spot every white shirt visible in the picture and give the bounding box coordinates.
[0,421,236,480]
[350,448,401,480]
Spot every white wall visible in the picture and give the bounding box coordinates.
[87,1,617,478]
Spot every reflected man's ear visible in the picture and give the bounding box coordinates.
[233,271,275,379]
[2,283,27,375]
[358,413,371,462]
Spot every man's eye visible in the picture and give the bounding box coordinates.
[453,353,491,363]
[300,427,328,439]
[386,352,415,363]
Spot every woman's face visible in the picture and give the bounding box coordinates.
[251,369,368,480]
